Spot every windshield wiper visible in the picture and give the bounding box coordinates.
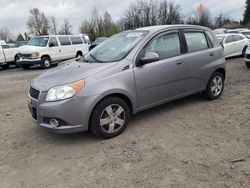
[89,53,103,63]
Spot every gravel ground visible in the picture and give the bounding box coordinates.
[0,58,250,188]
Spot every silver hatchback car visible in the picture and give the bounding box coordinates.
[28,25,226,138]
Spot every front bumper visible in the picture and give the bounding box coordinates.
[17,58,41,66]
[28,91,97,134]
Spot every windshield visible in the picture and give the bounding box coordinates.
[217,36,225,43]
[28,37,49,47]
[83,31,148,63]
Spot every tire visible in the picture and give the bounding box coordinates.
[14,55,20,68]
[246,61,250,68]
[0,63,10,69]
[21,64,31,69]
[242,46,247,56]
[90,97,130,139]
[41,56,51,69]
[75,51,83,58]
[203,72,225,100]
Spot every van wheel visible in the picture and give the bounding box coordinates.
[21,65,31,69]
[90,97,130,139]
[203,72,224,100]
[14,55,20,68]
[41,57,51,69]
[246,61,250,68]
[0,63,10,69]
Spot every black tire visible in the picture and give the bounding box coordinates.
[90,97,130,139]
[203,72,225,100]
[246,61,250,68]
[75,51,83,58]
[14,55,20,68]
[41,56,51,69]
[21,64,31,69]
[242,46,248,56]
[0,63,10,69]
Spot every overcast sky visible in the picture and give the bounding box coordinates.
[0,0,246,35]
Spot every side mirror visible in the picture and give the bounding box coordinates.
[140,52,159,65]
[49,43,54,47]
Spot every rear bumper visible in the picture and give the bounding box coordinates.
[17,58,41,66]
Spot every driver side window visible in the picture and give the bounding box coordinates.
[144,32,181,61]
[49,37,58,47]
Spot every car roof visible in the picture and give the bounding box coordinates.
[133,24,210,32]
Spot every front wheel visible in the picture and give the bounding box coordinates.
[21,64,31,69]
[203,72,225,100]
[90,97,130,139]
[245,61,250,68]
[41,57,51,69]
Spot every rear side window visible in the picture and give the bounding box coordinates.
[225,35,234,43]
[70,36,83,45]
[81,37,87,43]
[184,32,209,53]
[58,36,71,46]
[233,35,244,41]
[145,32,181,60]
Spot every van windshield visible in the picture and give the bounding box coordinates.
[28,37,49,47]
[83,31,148,63]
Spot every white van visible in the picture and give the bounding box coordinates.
[17,35,89,69]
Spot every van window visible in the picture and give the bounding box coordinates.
[81,37,87,44]
[49,37,58,47]
[233,35,244,41]
[70,36,83,45]
[184,32,209,53]
[58,36,71,46]
[225,35,234,43]
[144,32,181,60]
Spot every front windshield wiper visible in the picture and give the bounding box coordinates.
[89,53,103,63]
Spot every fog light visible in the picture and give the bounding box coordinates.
[50,119,59,128]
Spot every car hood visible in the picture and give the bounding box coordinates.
[19,45,45,54]
[31,60,115,91]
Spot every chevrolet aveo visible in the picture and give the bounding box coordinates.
[28,25,226,139]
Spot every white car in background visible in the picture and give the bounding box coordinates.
[245,45,250,68]
[18,35,89,69]
[240,30,250,39]
[0,44,20,69]
[216,34,250,58]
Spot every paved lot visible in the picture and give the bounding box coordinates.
[0,58,250,188]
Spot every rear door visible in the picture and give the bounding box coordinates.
[134,30,188,108]
[182,29,218,92]
[0,46,5,63]
[223,35,236,56]
[232,35,246,55]
[48,37,61,61]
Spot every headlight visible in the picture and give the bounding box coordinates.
[46,80,85,102]
[31,52,40,59]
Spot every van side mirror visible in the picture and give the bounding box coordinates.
[140,52,159,65]
[49,43,54,47]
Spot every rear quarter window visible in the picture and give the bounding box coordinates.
[184,32,209,53]
[70,36,83,45]
[58,36,71,46]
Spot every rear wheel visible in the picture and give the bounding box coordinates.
[246,61,250,68]
[41,56,51,69]
[21,64,31,69]
[203,72,225,100]
[14,55,20,68]
[242,46,247,56]
[0,63,10,69]
[90,97,130,139]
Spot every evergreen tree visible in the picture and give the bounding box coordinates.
[243,0,250,25]
[16,34,24,41]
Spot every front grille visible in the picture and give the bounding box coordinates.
[246,54,250,59]
[21,54,32,59]
[29,87,40,100]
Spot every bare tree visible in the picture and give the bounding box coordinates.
[50,16,58,35]
[59,19,73,35]
[27,8,51,36]
[0,27,10,41]
[186,8,212,28]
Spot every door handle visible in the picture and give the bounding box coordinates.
[209,52,215,56]
[176,60,183,65]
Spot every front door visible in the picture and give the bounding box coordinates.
[48,37,61,61]
[133,31,188,108]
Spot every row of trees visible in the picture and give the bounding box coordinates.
[1,0,250,42]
